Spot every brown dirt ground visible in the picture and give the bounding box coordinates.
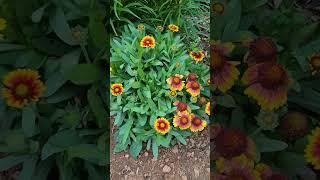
[110,128,210,180]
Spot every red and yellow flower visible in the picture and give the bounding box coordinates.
[140,35,156,48]
[187,73,198,82]
[166,74,185,91]
[189,50,205,62]
[211,49,240,92]
[111,83,124,96]
[205,102,210,115]
[247,37,277,66]
[167,90,177,98]
[137,24,145,30]
[154,117,171,135]
[173,101,191,113]
[256,163,288,180]
[212,155,261,180]
[242,62,292,111]
[305,127,320,170]
[173,111,191,130]
[186,81,201,97]
[309,53,320,75]
[213,128,257,160]
[279,111,308,141]
[168,24,179,32]
[1,69,45,108]
[190,114,206,132]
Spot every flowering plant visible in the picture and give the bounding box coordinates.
[110,24,210,158]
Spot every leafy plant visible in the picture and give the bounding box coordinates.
[110,24,210,158]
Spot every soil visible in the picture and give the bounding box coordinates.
[110,127,210,180]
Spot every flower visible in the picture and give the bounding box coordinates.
[255,109,279,131]
[190,96,198,103]
[205,102,210,115]
[212,40,235,55]
[309,53,320,75]
[305,127,320,170]
[166,74,185,91]
[186,81,201,97]
[212,155,261,180]
[187,73,198,82]
[211,49,240,92]
[1,69,45,108]
[211,2,225,15]
[190,114,206,132]
[154,117,171,135]
[110,67,112,74]
[242,62,292,111]
[140,36,156,48]
[0,18,7,31]
[247,37,277,66]
[173,111,191,130]
[256,164,288,180]
[207,79,210,85]
[214,128,257,160]
[167,90,177,98]
[198,96,207,106]
[156,25,164,32]
[189,50,205,62]
[111,83,124,96]
[137,24,144,30]
[173,101,191,113]
[168,24,179,32]
[279,111,308,141]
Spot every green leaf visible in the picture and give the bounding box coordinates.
[87,87,107,128]
[0,155,28,171]
[67,144,107,165]
[41,130,82,160]
[119,119,133,145]
[216,94,236,108]
[44,71,67,97]
[46,86,79,103]
[61,112,80,128]
[253,136,288,152]
[17,156,38,180]
[49,7,77,46]
[277,152,306,171]
[89,4,107,47]
[31,3,50,23]
[230,106,245,130]
[130,140,142,158]
[0,44,25,52]
[67,64,103,85]
[22,106,36,137]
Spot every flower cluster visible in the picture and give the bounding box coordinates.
[211,124,288,180]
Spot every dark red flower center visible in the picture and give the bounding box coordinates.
[173,77,181,84]
[191,82,200,89]
[181,117,188,124]
[157,120,168,130]
[311,55,320,69]
[250,37,277,59]
[114,87,120,93]
[192,117,202,126]
[215,128,247,158]
[212,2,224,15]
[258,63,287,89]
[192,52,203,59]
[15,84,29,97]
[177,102,187,111]
[188,73,197,81]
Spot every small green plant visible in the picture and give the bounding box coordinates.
[110,24,210,158]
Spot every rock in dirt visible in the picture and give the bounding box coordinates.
[162,165,171,173]
[125,154,129,158]
[144,152,148,157]
[194,168,200,177]
[172,146,179,154]
[181,175,188,180]
[187,152,194,157]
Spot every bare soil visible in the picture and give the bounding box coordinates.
[110,129,210,180]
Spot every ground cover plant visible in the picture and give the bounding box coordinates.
[110,24,210,159]
[211,0,320,179]
[0,0,108,179]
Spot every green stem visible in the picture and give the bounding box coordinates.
[80,42,91,64]
[250,127,263,137]
[93,44,108,64]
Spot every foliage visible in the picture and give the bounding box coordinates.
[110,24,209,158]
[212,0,320,179]
[0,0,108,179]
